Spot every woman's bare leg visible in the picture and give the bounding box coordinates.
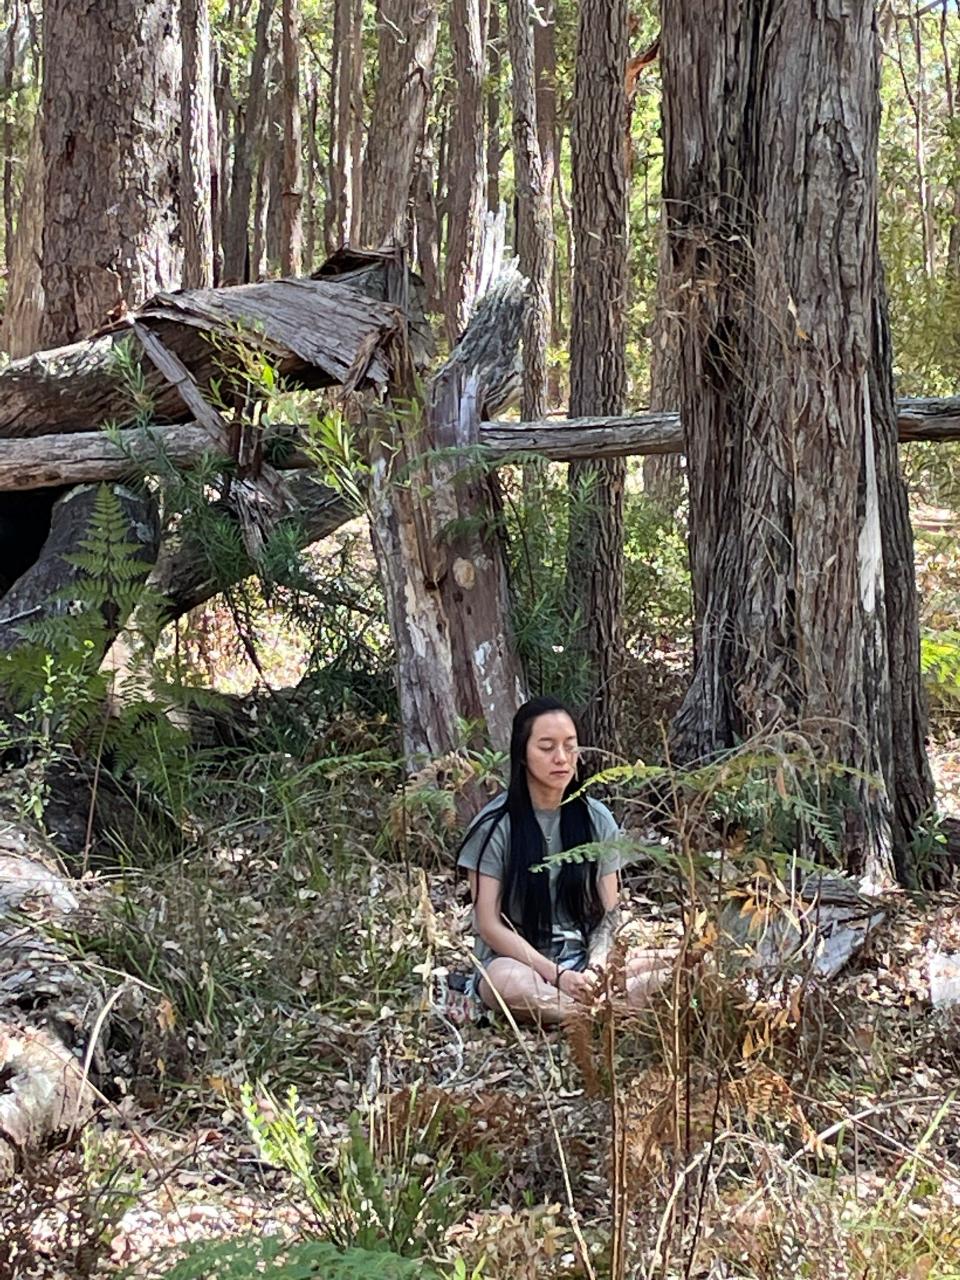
[477,958,577,1025]
[624,947,677,1008]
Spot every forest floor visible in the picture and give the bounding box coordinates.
[4,736,960,1280]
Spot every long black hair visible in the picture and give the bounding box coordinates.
[460,696,605,948]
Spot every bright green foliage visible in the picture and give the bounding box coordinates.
[242,1086,464,1260]
[0,484,180,811]
[148,1236,439,1280]
[920,628,960,711]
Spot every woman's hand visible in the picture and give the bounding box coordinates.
[556,967,597,1002]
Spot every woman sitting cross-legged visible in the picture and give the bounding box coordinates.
[457,696,675,1024]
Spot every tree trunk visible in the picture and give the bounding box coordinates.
[39,0,182,344]
[486,0,502,213]
[505,0,552,421]
[181,0,215,290]
[215,43,233,277]
[222,0,275,284]
[564,0,629,760]
[325,0,364,254]
[368,264,527,760]
[280,0,302,277]
[661,0,934,885]
[1,113,42,359]
[534,2,562,353]
[1,0,18,279]
[303,74,321,272]
[443,0,488,343]
[642,232,684,508]
[362,0,439,249]
[415,121,443,312]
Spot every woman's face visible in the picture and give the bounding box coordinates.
[524,710,579,796]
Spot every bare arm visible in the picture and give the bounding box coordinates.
[587,872,622,969]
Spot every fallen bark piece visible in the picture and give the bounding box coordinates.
[0,1024,93,1179]
[718,870,886,980]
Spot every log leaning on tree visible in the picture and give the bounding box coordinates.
[0,275,404,441]
[5,400,960,492]
[150,472,352,625]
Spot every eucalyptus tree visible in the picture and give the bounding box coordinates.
[661,0,933,883]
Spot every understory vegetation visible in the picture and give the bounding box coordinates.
[3,448,960,1278]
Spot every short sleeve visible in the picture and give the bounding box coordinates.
[457,806,509,880]
[587,799,624,876]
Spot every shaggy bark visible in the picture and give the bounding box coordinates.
[39,0,181,343]
[660,0,934,884]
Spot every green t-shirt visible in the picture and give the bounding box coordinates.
[457,794,622,969]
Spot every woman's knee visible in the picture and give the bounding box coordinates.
[479,959,548,1009]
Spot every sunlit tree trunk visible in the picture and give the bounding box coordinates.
[662,0,933,884]
[534,0,559,351]
[362,0,438,248]
[564,0,629,759]
[181,0,214,289]
[280,0,303,276]
[486,0,502,213]
[443,0,488,342]
[39,0,182,343]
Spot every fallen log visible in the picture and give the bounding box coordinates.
[0,824,102,1180]
[0,483,160,655]
[0,275,403,442]
[150,472,352,625]
[4,399,960,492]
